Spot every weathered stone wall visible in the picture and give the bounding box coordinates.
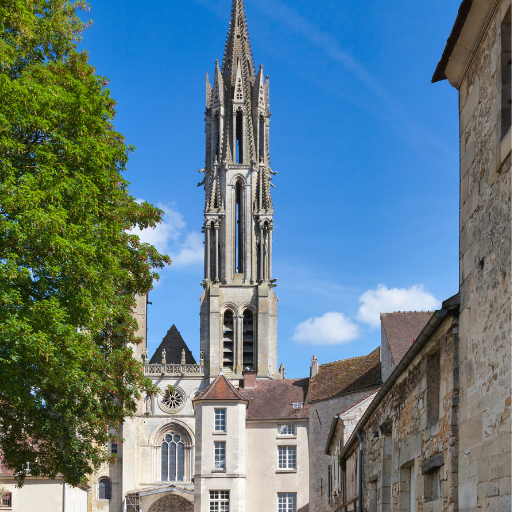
[457,2,512,511]
[309,388,380,512]
[359,316,459,512]
[380,327,395,384]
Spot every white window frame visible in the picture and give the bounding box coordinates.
[278,492,297,512]
[277,424,296,436]
[278,446,297,470]
[0,491,12,509]
[210,490,229,511]
[214,409,227,432]
[214,441,226,470]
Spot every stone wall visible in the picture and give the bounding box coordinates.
[457,2,512,511]
[358,315,459,512]
[309,388,380,512]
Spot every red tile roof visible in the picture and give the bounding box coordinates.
[243,378,310,420]
[381,312,432,366]
[306,347,381,403]
[194,374,248,402]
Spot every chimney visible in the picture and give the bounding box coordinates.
[311,356,319,377]
[242,370,257,389]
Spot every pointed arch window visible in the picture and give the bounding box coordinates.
[242,310,254,370]
[235,181,244,273]
[161,433,185,482]
[236,110,244,163]
[222,311,234,371]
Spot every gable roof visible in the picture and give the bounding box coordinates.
[194,374,248,402]
[381,312,432,366]
[149,325,196,365]
[306,347,381,403]
[243,378,310,420]
[432,0,499,87]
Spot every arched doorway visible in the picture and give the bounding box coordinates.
[147,493,193,512]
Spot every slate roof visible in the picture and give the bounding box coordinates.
[306,347,381,403]
[243,378,310,420]
[194,374,249,402]
[381,312,432,366]
[149,325,196,364]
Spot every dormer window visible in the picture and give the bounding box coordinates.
[292,402,303,409]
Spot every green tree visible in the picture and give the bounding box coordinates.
[0,0,170,485]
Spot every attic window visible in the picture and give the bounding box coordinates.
[292,402,303,409]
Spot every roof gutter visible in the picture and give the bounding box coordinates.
[339,308,450,459]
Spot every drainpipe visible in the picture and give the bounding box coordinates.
[62,481,66,512]
[356,430,363,512]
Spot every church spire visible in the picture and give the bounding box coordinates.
[222,0,255,85]
[201,0,278,381]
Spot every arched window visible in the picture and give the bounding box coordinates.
[236,110,244,163]
[235,181,243,274]
[223,311,234,371]
[259,117,265,161]
[243,310,254,370]
[161,433,185,482]
[98,478,111,500]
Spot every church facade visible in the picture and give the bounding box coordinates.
[89,2,309,511]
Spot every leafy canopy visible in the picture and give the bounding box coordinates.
[0,0,170,486]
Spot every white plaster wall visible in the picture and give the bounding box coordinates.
[194,401,247,512]
[246,420,309,512]
[0,479,87,512]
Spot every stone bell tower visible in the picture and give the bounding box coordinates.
[199,0,278,381]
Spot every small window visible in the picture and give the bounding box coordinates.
[1,492,12,508]
[98,478,111,500]
[111,442,118,455]
[210,490,229,511]
[292,403,303,409]
[278,446,297,470]
[278,492,297,512]
[425,469,441,502]
[215,409,226,432]
[277,425,296,436]
[214,441,226,470]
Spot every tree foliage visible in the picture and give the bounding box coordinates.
[0,0,170,486]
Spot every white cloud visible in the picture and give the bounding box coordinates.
[291,312,359,345]
[357,284,441,329]
[128,201,203,268]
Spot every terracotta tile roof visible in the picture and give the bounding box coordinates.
[306,347,381,403]
[336,389,380,417]
[243,378,310,420]
[381,312,432,366]
[194,374,248,402]
[150,324,196,365]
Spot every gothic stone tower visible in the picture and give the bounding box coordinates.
[200,0,278,381]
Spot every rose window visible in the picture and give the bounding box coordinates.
[159,386,186,414]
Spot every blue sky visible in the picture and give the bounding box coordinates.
[80,0,461,378]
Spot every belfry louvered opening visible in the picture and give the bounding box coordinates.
[242,310,254,369]
[223,310,235,370]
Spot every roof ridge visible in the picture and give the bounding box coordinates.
[195,374,249,402]
[318,347,379,369]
